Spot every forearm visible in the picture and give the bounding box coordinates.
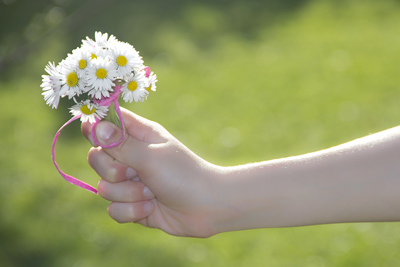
[211,126,400,234]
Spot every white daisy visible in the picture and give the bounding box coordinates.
[94,31,118,48]
[60,66,86,99]
[109,42,143,77]
[81,42,106,61]
[43,61,62,80]
[145,71,157,92]
[89,31,108,48]
[121,70,149,103]
[41,61,64,109]
[82,31,117,55]
[64,47,91,78]
[85,58,118,99]
[69,100,108,123]
[42,88,61,109]
[82,34,96,49]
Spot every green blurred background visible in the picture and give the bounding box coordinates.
[2,0,400,266]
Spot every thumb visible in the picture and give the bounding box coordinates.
[81,107,167,146]
[94,120,123,147]
[82,108,169,170]
[94,120,150,171]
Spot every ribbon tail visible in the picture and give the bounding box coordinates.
[52,115,98,194]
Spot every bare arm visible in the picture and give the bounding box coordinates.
[212,126,400,233]
[82,109,400,237]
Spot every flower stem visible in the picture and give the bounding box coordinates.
[105,101,122,129]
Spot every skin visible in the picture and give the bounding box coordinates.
[81,108,400,238]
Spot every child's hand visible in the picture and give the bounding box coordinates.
[82,107,400,237]
[81,108,223,237]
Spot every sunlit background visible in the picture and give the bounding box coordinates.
[2,0,400,266]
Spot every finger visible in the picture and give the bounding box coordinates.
[88,147,138,183]
[94,120,151,170]
[98,179,155,202]
[130,176,141,182]
[81,120,97,147]
[108,201,154,223]
[126,167,138,180]
[82,108,167,145]
[99,108,171,147]
[86,108,170,172]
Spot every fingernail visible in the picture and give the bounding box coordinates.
[143,186,155,199]
[96,122,115,143]
[143,202,153,213]
[126,167,137,179]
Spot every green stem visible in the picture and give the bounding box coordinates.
[105,101,122,129]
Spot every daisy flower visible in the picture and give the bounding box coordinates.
[82,31,118,54]
[93,31,117,48]
[109,42,143,77]
[41,61,64,109]
[121,70,149,103]
[42,84,63,109]
[60,66,86,99]
[145,71,158,92]
[81,43,105,61]
[64,47,91,78]
[85,58,118,99]
[42,61,62,82]
[69,100,108,123]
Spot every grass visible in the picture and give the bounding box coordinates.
[1,0,400,266]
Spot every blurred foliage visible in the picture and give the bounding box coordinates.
[2,0,400,266]
[0,0,307,74]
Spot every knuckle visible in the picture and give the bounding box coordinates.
[150,121,163,130]
[117,135,150,166]
[128,183,141,202]
[113,135,135,159]
[106,167,118,183]
[150,142,174,159]
[126,205,136,222]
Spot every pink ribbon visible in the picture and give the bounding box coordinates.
[144,66,151,77]
[52,114,99,194]
[52,85,125,194]
[51,68,152,194]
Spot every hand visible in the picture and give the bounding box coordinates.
[81,108,223,237]
[82,112,400,236]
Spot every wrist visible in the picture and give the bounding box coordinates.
[207,163,289,234]
[207,159,322,234]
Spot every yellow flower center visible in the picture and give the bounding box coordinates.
[146,84,152,92]
[78,59,87,69]
[116,55,128,66]
[127,81,138,91]
[91,53,97,60]
[66,72,78,87]
[80,105,96,115]
[96,68,107,79]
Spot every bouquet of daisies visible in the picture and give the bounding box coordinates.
[41,31,157,125]
[41,32,157,194]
